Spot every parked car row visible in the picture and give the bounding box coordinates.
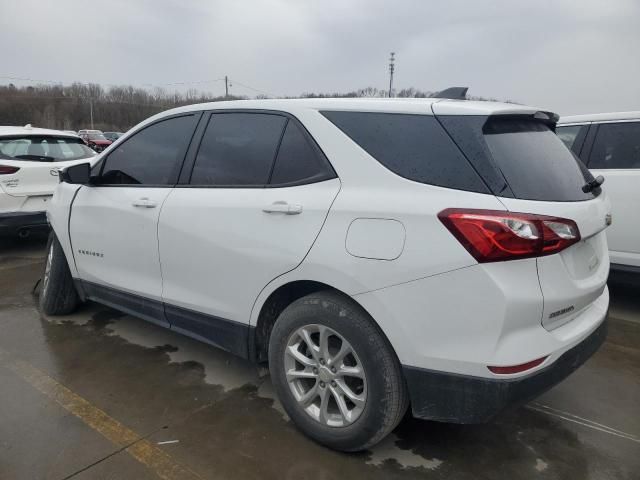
[76,129,124,152]
[39,97,613,451]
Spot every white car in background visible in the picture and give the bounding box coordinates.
[0,125,96,237]
[557,112,640,282]
[43,98,610,451]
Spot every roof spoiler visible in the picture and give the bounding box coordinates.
[533,110,560,123]
[432,87,468,100]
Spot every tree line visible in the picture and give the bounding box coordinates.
[0,83,507,132]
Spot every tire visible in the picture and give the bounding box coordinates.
[268,290,409,452]
[39,233,79,315]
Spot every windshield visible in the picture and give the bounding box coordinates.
[0,136,96,162]
[88,133,107,140]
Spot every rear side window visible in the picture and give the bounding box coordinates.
[321,111,489,193]
[556,125,588,155]
[269,120,334,185]
[588,122,640,169]
[191,113,287,186]
[483,118,595,201]
[100,115,197,185]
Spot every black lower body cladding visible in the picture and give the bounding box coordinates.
[403,317,608,423]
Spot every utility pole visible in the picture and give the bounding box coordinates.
[388,52,395,98]
[225,76,229,98]
[89,98,94,129]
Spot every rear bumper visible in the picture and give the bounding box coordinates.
[403,317,608,423]
[0,211,49,236]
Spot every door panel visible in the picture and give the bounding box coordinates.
[70,186,172,326]
[158,179,340,327]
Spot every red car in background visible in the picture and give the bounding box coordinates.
[78,130,112,152]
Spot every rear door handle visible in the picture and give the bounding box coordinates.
[132,197,157,208]
[263,201,303,215]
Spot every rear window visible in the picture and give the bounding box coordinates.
[483,118,596,201]
[0,136,96,162]
[321,111,489,193]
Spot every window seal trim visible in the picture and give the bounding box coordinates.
[94,111,202,187]
[179,108,337,188]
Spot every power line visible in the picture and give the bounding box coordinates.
[228,79,275,97]
[0,94,180,108]
[0,74,277,98]
[0,75,226,89]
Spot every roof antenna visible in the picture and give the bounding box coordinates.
[433,87,468,100]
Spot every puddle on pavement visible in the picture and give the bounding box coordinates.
[43,303,442,474]
[32,301,636,479]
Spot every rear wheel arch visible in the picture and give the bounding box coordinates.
[251,280,397,366]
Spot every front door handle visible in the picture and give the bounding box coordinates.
[263,201,303,215]
[132,197,157,208]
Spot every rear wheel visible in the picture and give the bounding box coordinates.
[268,291,408,451]
[39,233,79,315]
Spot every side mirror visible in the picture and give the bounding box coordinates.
[60,162,91,184]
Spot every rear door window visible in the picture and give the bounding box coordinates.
[321,111,489,193]
[190,113,287,186]
[588,122,640,169]
[269,120,335,186]
[482,118,596,201]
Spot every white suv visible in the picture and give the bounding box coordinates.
[558,112,640,283]
[42,99,610,451]
[0,126,96,237]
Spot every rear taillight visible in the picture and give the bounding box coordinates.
[438,208,580,263]
[0,165,20,175]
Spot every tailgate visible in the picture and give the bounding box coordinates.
[0,160,61,197]
[434,107,612,331]
[499,194,611,330]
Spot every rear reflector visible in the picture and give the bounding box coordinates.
[0,165,20,175]
[438,208,580,263]
[488,356,547,375]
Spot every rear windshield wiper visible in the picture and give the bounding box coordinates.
[582,175,604,193]
[13,154,57,162]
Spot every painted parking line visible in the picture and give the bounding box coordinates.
[0,348,205,480]
[527,403,640,444]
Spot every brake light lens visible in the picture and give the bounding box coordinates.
[0,165,20,175]
[438,208,580,263]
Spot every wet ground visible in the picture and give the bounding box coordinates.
[0,235,638,480]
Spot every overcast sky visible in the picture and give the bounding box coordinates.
[2,0,639,114]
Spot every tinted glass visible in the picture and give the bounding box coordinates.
[556,125,587,151]
[589,122,640,169]
[321,111,488,193]
[0,136,96,162]
[270,121,333,185]
[191,113,286,186]
[100,115,197,185]
[484,118,595,201]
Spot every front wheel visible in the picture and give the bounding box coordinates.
[39,233,79,315]
[268,291,408,452]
